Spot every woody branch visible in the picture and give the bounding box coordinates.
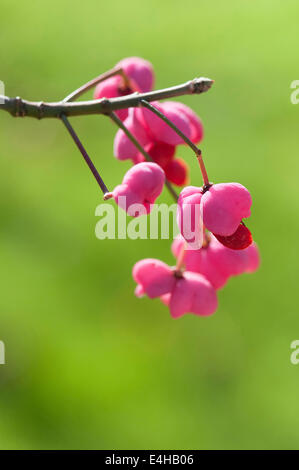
[0,77,213,119]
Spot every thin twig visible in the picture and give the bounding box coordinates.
[109,112,178,202]
[141,99,210,186]
[63,67,124,103]
[61,114,111,198]
[65,70,178,201]
[0,78,213,119]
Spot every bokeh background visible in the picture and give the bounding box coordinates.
[0,0,298,450]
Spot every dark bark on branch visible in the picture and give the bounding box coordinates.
[0,78,213,120]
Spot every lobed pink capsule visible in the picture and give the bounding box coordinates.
[177,183,253,248]
[94,57,154,121]
[172,234,260,289]
[113,162,165,216]
[133,258,218,318]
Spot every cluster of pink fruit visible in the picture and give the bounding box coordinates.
[95,57,203,186]
[95,57,259,319]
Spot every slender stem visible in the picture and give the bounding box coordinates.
[61,114,111,198]
[109,112,147,156]
[65,70,177,200]
[197,154,210,188]
[0,78,214,119]
[175,240,186,271]
[164,179,179,202]
[109,112,178,202]
[141,100,199,153]
[63,67,130,103]
[141,99,210,187]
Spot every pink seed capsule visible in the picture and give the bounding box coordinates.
[132,258,218,318]
[139,101,192,146]
[116,57,154,93]
[112,162,165,216]
[172,234,259,289]
[177,182,252,247]
[94,57,154,121]
[201,183,252,236]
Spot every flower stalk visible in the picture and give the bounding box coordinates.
[109,111,178,202]
[61,114,111,197]
[140,99,210,187]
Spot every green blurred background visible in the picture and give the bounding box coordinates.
[0,0,298,450]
